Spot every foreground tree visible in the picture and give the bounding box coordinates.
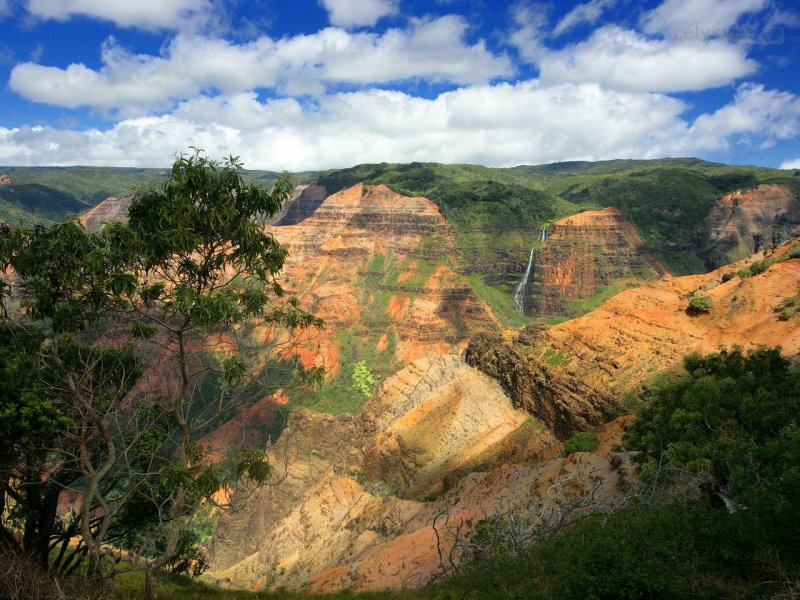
[111,150,321,595]
[0,150,321,597]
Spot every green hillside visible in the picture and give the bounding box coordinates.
[0,166,296,226]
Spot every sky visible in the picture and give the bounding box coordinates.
[1,0,800,171]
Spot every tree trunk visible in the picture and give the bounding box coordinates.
[144,567,155,600]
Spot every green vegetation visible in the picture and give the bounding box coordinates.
[776,295,799,320]
[465,274,529,328]
[563,432,599,455]
[0,166,308,227]
[352,360,378,398]
[738,241,800,277]
[0,151,319,598]
[542,347,571,366]
[564,279,632,315]
[686,295,713,315]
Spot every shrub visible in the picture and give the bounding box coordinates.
[686,295,713,315]
[564,431,599,455]
[776,296,799,321]
[737,260,768,278]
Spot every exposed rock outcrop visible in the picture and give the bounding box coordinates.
[535,237,800,394]
[0,175,10,186]
[276,184,328,225]
[206,357,625,593]
[79,195,133,231]
[527,208,665,316]
[464,328,619,439]
[273,183,497,375]
[703,184,800,269]
[361,355,538,498]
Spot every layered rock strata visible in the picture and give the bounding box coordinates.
[528,208,664,316]
[704,184,800,269]
[206,356,629,593]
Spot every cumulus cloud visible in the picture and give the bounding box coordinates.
[641,0,767,38]
[9,18,512,114]
[554,0,616,36]
[320,0,398,28]
[511,0,761,94]
[4,81,796,170]
[537,26,757,92]
[779,157,800,169]
[25,0,215,31]
[689,83,800,151]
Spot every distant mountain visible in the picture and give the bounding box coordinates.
[0,166,294,226]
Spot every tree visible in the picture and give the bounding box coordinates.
[626,346,800,528]
[352,360,377,398]
[0,150,322,597]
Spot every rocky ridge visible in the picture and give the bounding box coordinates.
[79,195,133,232]
[530,237,800,394]
[272,183,498,377]
[703,183,800,269]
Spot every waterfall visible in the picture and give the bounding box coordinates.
[541,226,548,243]
[513,248,535,314]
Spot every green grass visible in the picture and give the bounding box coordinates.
[465,274,529,328]
[738,242,800,278]
[536,315,571,326]
[543,348,571,367]
[564,279,633,315]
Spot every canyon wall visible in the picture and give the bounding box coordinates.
[524,208,665,316]
[703,184,800,269]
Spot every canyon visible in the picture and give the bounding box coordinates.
[3,160,800,595]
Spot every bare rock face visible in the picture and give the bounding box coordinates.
[535,237,800,395]
[464,329,619,440]
[208,408,366,581]
[276,184,328,225]
[273,183,497,374]
[207,356,568,592]
[528,208,665,316]
[0,175,10,186]
[704,184,800,269]
[205,398,629,593]
[79,195,133,231]
[361,355,536,498]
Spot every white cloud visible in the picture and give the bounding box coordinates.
[554,0,615,36]
[779,157,800,169]
[689,83,800,151]
[0,0,11,19]
[320,0,398,28]
[9,18,512,114]
[537,26,757,92]
[641,0,767,38]
[4,79,797,170]
[25,0,214,31]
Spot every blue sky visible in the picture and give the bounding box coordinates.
[1,0,799,170]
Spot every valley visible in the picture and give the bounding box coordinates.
[1,158,800,597]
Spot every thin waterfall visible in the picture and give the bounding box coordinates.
[541,226,548,243]
[513,248,535,314]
